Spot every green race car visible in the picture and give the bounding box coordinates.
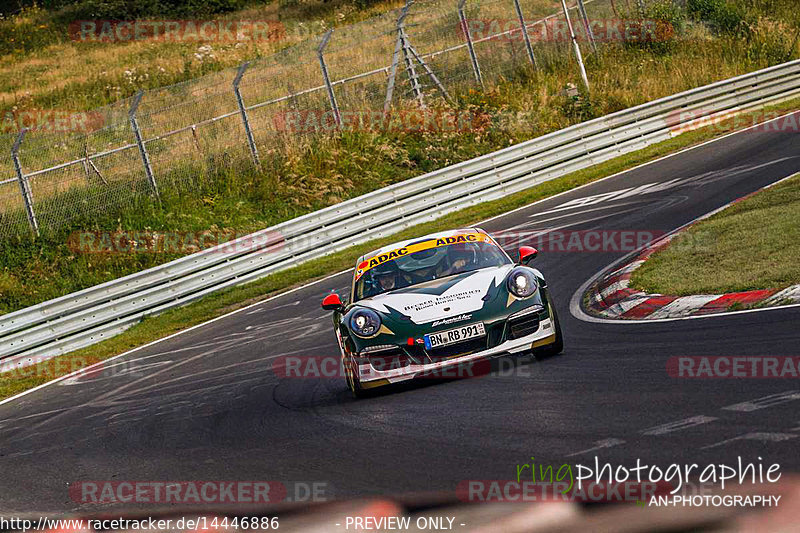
[321,228,564,397]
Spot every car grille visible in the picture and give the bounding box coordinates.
[426,338,487,361]
[368,349,412,372]
[507,314,540,339]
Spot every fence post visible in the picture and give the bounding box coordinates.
[11,129,39,236]
[458,0,484,88]
[317,29,342,129]
[233,62,261,167]
[129,91,160,202]
[384,14,405,113]
[576,0,597,54]
[560,0,590,95]
[400,22,425,107]
[513,0,538,70]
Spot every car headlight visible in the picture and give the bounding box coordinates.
[507,268,538,298]
[350,308,382,338]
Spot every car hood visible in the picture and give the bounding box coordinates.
[356,265,514,325]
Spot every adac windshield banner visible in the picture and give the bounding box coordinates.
[355,233,490,281]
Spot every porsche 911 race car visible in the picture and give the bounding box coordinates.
[321,228,563,397]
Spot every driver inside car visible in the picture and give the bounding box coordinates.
[371,260,413,294]
[438,244,476,278]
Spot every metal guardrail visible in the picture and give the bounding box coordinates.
[2,59,800,371]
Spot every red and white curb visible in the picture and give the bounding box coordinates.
[586,236,799,319]
[585,180,800,321]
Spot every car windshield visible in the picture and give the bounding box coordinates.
[353,236,510,301]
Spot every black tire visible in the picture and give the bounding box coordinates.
[345,354,372,399]
[534,303,564,358]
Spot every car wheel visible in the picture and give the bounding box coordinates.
[534,302,564,358]
[345,354,371,399]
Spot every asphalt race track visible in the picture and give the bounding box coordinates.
[1,120,799,515]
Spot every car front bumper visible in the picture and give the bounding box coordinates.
[355,316,556,388]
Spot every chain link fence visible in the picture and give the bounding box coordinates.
[0,0,637,239]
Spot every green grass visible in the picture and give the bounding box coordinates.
[631,172,800,296]
[2,98,799,399]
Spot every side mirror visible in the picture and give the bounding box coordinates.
[518,246,538,265]
[322,293,344,311]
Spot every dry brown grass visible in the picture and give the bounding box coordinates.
[0,0,797,236]
[0,0,408,111]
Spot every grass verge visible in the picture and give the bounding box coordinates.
[630,172,800,297]
[1,97,799,399]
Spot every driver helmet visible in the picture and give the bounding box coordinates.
[446,243,476,269]
[372,260,399,290]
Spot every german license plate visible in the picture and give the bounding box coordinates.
[424,323,485,350]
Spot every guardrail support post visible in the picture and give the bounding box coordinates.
[561,0,590,95]
[11,129,39,237]
[576,0,597,54]
[458,0,484,88]
[129,91,161,203]
[317,29,342,129]
[233,62,261,167]
[513,0,538,70]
